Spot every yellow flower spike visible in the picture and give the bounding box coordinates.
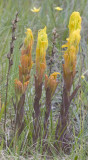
[15,28,34,96]
[68,11,81,35]
[36,27,48,79]
[69,29,81,53]
[21,28,33,76]
[24,28,34,48]
[55,7,63,11]
[62,29,81,56]
[62,11,82,91]
[31,7,40,13]
[62,29,81,52]
[37,26,48,52]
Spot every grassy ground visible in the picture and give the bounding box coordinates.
[0,0,88,159]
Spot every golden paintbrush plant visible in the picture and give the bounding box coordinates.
[68,11,81,35]
[62,29,81,54]
[45,72,60,97]
[62,12,81,91]
[15,79,29,94]
[15,28,33,94]
[69,29,81,53]
[36,26,48,82]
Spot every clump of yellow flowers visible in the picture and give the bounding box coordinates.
[68,12,81,35]
[45,72,60,97]
[62,12,81,91]
[36,26,48,83]
[15,29,33,94]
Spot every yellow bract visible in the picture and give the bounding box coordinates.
[50,72,60,80]
[69,29,81,53]
[24,28,34,48]
[15,79,29,94]
[62,29,81,54]
[55,7,63,11]
[37,26,48,53]
[15,28,33,94]
[36,27,48,81]
[62,11,81,91]
[31,7,40,13]
[68,11,81,35]
[45,72,60,97]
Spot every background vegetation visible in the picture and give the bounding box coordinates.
[0,0,88,159]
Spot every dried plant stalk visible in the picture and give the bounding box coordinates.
[4,12,18,131]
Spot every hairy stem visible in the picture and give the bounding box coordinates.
[55,84,80,149]
[43,88,51,139]
[33,76,42,142]
[16,94,25,137]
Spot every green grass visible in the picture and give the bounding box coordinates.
[0,0,88,159]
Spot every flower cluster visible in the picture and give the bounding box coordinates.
[62,12,81,91]
[35,26,59,96]
[45,72,60,97]
[36,26,48,83]
[15,29,33,94]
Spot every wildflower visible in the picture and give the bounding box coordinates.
[15,79,29,94]
[45,72,60,97]
[62,11,81,91]
[20,55,33,74]
[68,11,81,35]
[24,29,34,48]
[81,75,85,79]
[37,26,48,54]
[70,30,81,53]
[36,26,48,81]
[55,7,63,11]
[62,29,81,54]
[31,7,40,13]
[15,28,33,94]
[15,79,23,94]
[22,28,34,56]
